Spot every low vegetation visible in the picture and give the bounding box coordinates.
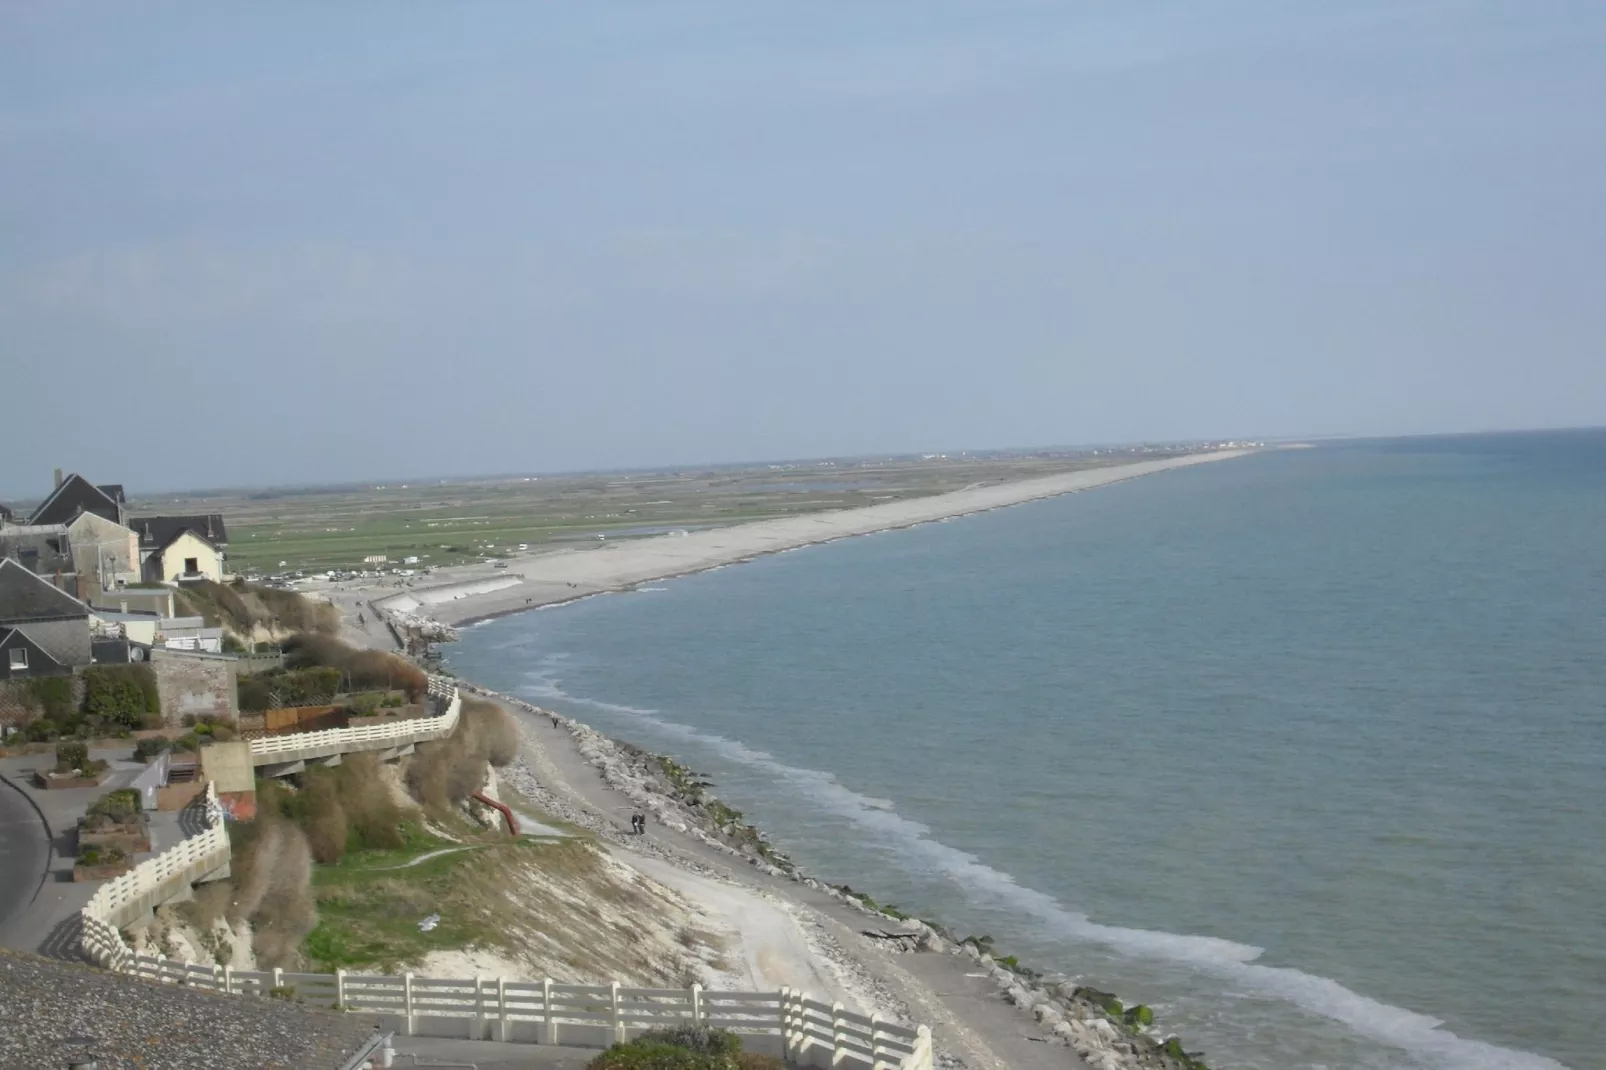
[404,698,518,811]
[588,1028,782,1070]
[283,634,428,699]
[175,579,340,638]
[9,665,161,743]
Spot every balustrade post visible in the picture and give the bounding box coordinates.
[543,978,555,1045]
[472,976,483,1039]
[336,968,347,1009]
[403,973,415,1035]
[272,967,283,994]
[611,980,624,1043]
[869,1012,881,1069]
[832,1002,846,1068]
[691,982,703,1026]
[497,976,508,1042]
[223,965,233,995]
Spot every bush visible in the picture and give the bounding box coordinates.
[81,665,161,729]
[86,789,142,822]
[134,737,171,761]
[463,699,519,767]
[587,1042,734,1070]
[77,844,129,867]
[55,741,89,774]
[239,667,343,712]
[24,677,75,720]
[633,1028,741,1058]
[283,634,427,700]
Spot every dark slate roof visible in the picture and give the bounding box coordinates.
[1,627,70,673]
[0,559,90,624]
[29,473,122,527]
[98,484,126,504]
[132,514,229,551]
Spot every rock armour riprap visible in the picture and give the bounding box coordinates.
[476,684,1215,1070]
[0,948,376,1070]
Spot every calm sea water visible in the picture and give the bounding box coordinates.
[449,432,1606,1070]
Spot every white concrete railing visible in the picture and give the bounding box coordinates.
[80,781,232,973]
[106,960,933,1070]
[248,676,461,764]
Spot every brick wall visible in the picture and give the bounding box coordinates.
[149,648,238,725]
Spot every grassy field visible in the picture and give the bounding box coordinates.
[119,448,1189,575]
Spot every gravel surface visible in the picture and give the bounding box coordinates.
[0,949,378,1070]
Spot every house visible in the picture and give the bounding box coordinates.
[28,471,128,528]
[67,511,141,589]
[0,524,75,579]
[133,515,229,584]
[0,558,93,679]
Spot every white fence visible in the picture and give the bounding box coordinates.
[80,782,232,973]
[248,675,461,765]
[99,960,931,1069]
[76,675,934,1069]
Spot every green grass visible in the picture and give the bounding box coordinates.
[305,821,537,971]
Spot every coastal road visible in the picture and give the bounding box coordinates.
[0,773,51,937]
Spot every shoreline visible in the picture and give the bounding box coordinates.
[328,454,1261,1067]
[471,680,1206,1070]
[363,449,1255,633]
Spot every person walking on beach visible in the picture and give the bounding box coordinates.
[551,715,560,728]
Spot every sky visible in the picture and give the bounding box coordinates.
[3,2,1604,494]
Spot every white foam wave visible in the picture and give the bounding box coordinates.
[515,664,1568,1070]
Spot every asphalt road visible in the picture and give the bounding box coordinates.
[0,774,50,935]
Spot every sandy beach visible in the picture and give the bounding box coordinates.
[344,450,1253,634]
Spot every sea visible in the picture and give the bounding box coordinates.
[446,431,1606,1070]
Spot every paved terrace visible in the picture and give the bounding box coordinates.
[0,745,193,959]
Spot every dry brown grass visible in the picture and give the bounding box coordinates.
[404,699,519,810]
[176,581,340,638]
[226,818,317,968]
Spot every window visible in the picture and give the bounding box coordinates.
[7,648,26,672]
[184,557,199,574]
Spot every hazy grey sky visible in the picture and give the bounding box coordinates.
[3,2,1603,494]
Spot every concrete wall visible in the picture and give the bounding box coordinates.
[151,532,224,583]
[68,513,140,588]
[90,588,176,618]
[150,647,238,725]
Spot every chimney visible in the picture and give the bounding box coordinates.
[54,468,63,488]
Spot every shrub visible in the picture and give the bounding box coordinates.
[633,1028,741,1058]
[24,677,75,720]
[134,737,171,761]
[54,741,89,774]
[77,844,128,867]
[283,634,427,700]
[587,1042,734,1070]
[86,789,142,822]
[463,699,519,767]
[81,665,161,729]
